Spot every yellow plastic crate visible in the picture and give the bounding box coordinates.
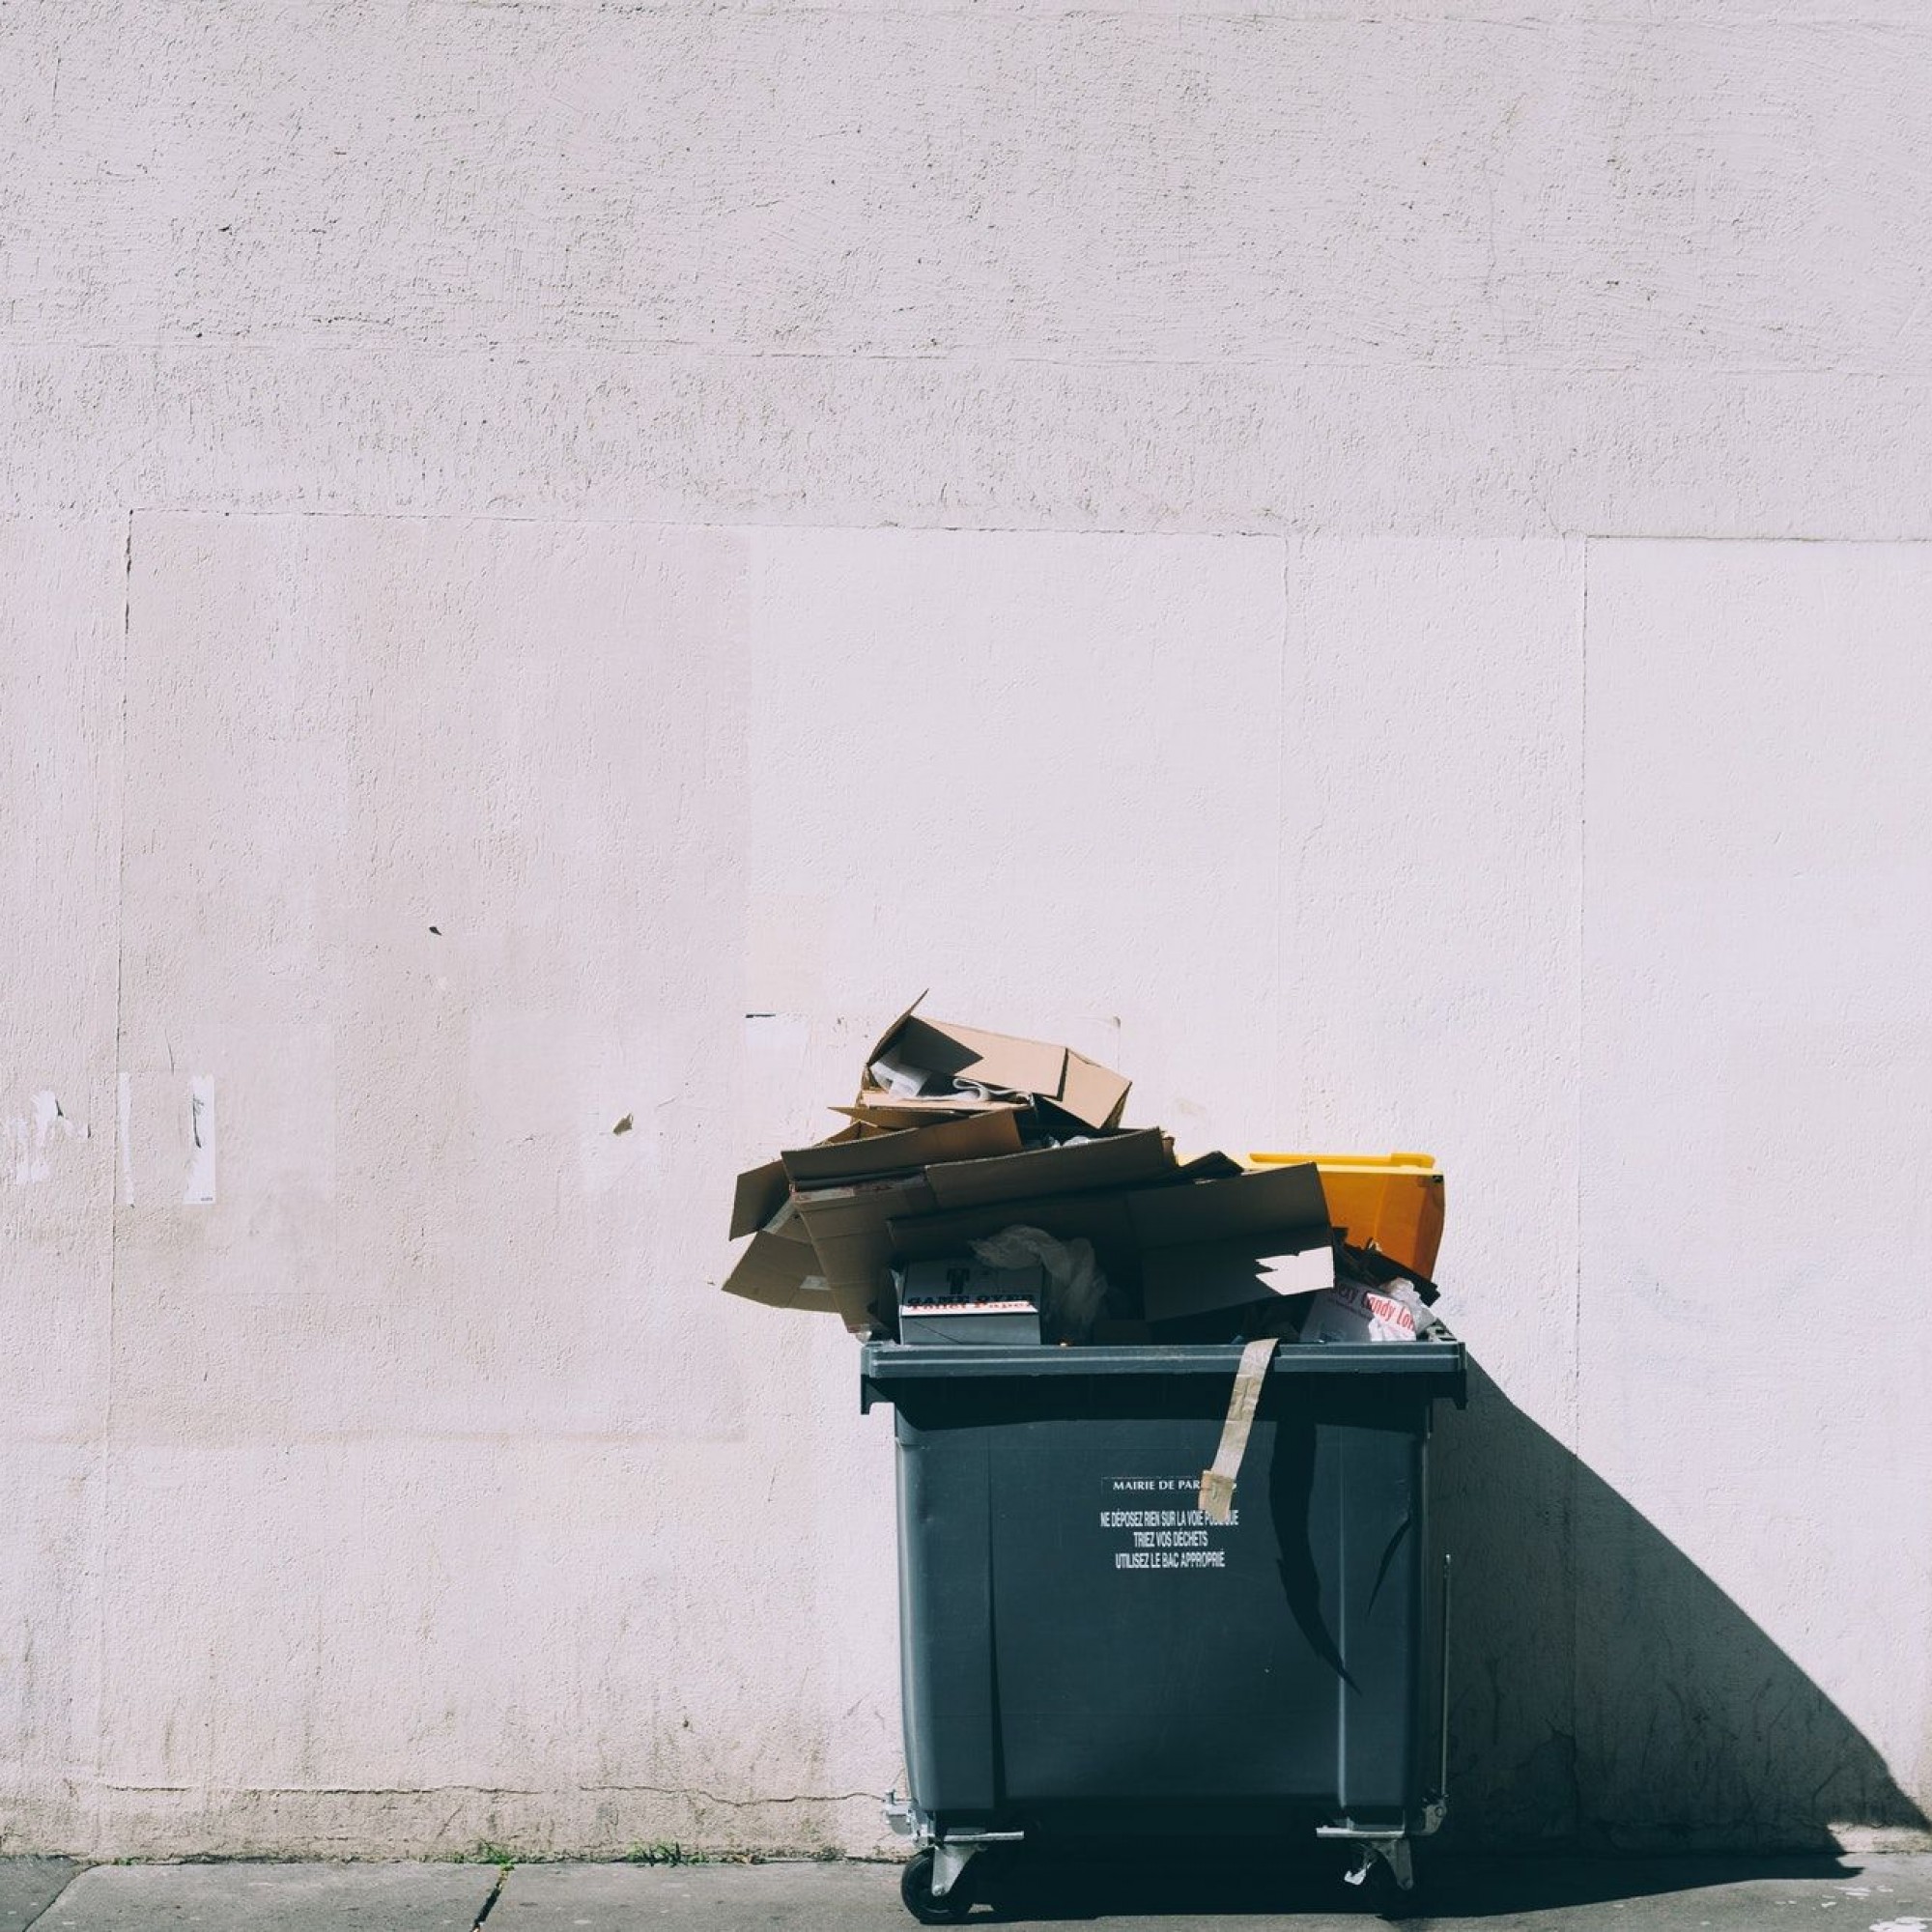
[1245,1150,1445,1279]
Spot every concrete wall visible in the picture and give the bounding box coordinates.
[3,0,1929,1861]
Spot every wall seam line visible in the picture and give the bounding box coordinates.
[94,507,134,1856]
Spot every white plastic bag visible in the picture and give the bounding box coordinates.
[970,1225,1109,1342]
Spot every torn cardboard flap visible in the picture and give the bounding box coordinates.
[1175,1150,1246,1181]
[765,1195,813,1244]
[729,1157,789,1241]
[721,1231,838,1315]
[1058,1048,1131,1133]
[860,995,1131,1132]
[729,1123,866,1238]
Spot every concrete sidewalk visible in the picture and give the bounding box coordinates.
[4,1854,1929,1930]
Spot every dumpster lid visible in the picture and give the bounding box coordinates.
[860,1338,1467,1411]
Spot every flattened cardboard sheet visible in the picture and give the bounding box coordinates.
[896,1016,1066,1098]
[923,1127,1173,1210]
[860,995,1131,1131]
[831,1096,1023,1129]
[780,1106,1019,1186]
[1133,1162,1336,1323]
[1128,1160,1329,1248]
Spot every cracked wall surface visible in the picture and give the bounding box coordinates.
[1,0,1929,1861]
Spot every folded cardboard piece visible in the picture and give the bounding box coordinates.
[860,995,1131,1133]
[719,994,1448,1350]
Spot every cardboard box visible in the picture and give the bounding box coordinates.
[861,995,1131,1132]
[897,1258,1045,1347]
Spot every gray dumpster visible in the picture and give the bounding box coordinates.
[860,1339,1465,1921]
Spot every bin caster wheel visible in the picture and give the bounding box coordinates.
[900,1849,972,1923]
[1341,1840,1425,1918]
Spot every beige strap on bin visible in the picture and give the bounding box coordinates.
[1198,1336,1279,1523]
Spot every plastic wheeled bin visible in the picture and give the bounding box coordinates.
[860,1338,1466,1921]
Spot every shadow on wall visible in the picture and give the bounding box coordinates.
[1435,1361,1928,1852]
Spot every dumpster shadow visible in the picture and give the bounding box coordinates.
[1434,1360,1927,1855]
[966,1844,1884,1921]
[1267,1416,1359,1692]
[967,1355,1923,1921]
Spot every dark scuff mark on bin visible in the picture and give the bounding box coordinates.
[1366,1513,1414,1616]
[1268,1420,1360,1692]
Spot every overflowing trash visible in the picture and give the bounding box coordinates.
[761,1002,1464,1913]
[724,996,1447,1357]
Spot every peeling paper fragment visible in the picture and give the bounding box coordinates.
[183,1075,216,1207]
[8,1091,87,1185]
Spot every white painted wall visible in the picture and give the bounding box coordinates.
[2,0,1928,1860]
